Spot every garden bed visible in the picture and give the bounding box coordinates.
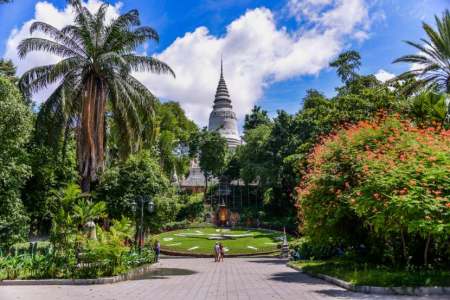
[289,259,450,288]
[0,263,155,285]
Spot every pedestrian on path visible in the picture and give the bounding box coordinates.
[155,240,160,262]
[214,242,220,262]
[219,243,224,262]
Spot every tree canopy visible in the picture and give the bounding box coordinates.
[18,0,174,192]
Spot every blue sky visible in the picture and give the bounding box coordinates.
[0,0,448,127]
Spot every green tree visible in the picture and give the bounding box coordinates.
[96,151,178,232]
[18,0,174,192]
[394,10,450,93]
[156,101,198,177]
[21,106,78,234]
[237,124,272,185]
[73,199,107,239]
[243,105,271,132]
[329,50,361,83]
[197,130,228,195]
[0,59,16,80]
[0,77,33,249]
[302,89,329,110]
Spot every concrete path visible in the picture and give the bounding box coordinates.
[0,256,447,300]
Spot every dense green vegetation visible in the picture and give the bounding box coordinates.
[18,0,174,193]
[297,116,450,266]
[0,0,449,284]
[0,77,33,249]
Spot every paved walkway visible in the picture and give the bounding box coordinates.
[0,256,447,300]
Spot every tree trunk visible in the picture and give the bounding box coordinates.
[78,75,106,193]
[424,234,431,267]
[204,173,208,202]
[400,228,408,263]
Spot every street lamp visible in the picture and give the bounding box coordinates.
[135,195,155,253]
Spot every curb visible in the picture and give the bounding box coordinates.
[287,263,450,296]
[0,263,155,286]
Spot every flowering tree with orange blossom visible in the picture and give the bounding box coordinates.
[297,114,450,267]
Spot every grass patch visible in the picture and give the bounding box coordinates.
[289,258,450,287]
[156,227,286,255]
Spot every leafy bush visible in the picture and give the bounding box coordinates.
[177,193,204,222]
[9,241,51,256]
[290,237,336,260]
[97,151,180,232]
[297,115,450,266]
[0,76,33,250]
[0,185,158,280]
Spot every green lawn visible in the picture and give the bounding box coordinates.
[289,259,450,287]
[156,227,285,255]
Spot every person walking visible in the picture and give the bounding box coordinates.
[219,243,225,262]
[214,242,220,262]
[155,240,161,262]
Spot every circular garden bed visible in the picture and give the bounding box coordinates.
[156,227,286,256]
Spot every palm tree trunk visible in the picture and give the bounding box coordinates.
[78,75,107,193]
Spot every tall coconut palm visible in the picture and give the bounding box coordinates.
[394,10,450,93]
[18,0,175,192]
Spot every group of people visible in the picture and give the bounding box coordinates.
[214,242,225,262]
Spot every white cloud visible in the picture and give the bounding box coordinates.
[138,0,374,125]
[4,0,377,126]
[375,69,395,82]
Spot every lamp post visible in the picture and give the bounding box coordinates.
[135,195,155,253]
[281,227,289,258]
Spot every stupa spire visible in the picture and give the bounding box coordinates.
[220,56,223,79]
[208,58,241,149]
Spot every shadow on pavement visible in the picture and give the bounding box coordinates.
[269,271,327,285]
[314,289,391,299]
[246,259,288,265]
[133,268,198,280]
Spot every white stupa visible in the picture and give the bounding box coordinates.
[208,60,241,149]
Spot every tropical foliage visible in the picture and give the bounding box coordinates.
[394,9,450,93]
[156,101,198,177]
[18,0,174,192]
[297,115,450,266]
[0,77,33,249]
[96,152,179,232]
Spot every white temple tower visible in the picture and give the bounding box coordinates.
[208,60,241,148]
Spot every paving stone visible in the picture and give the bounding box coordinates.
[0,257,448,300]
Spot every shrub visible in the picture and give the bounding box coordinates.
[297,115,450,266]
[177,193,204,222]
[290,237,336,260]
[97,151,180,232]
[9,241,51,256]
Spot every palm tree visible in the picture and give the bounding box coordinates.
[73,200,107,239]
[329,50,361,83]
[394,10,450,93]
[18,0,175,192]
[410,90,448,125]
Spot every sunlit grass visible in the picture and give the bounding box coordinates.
[290,258,450,287]
[156,227,286,255]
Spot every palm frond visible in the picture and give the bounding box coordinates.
[124,55,175,77]
[18,37,82,59]
[29,21,87,57]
